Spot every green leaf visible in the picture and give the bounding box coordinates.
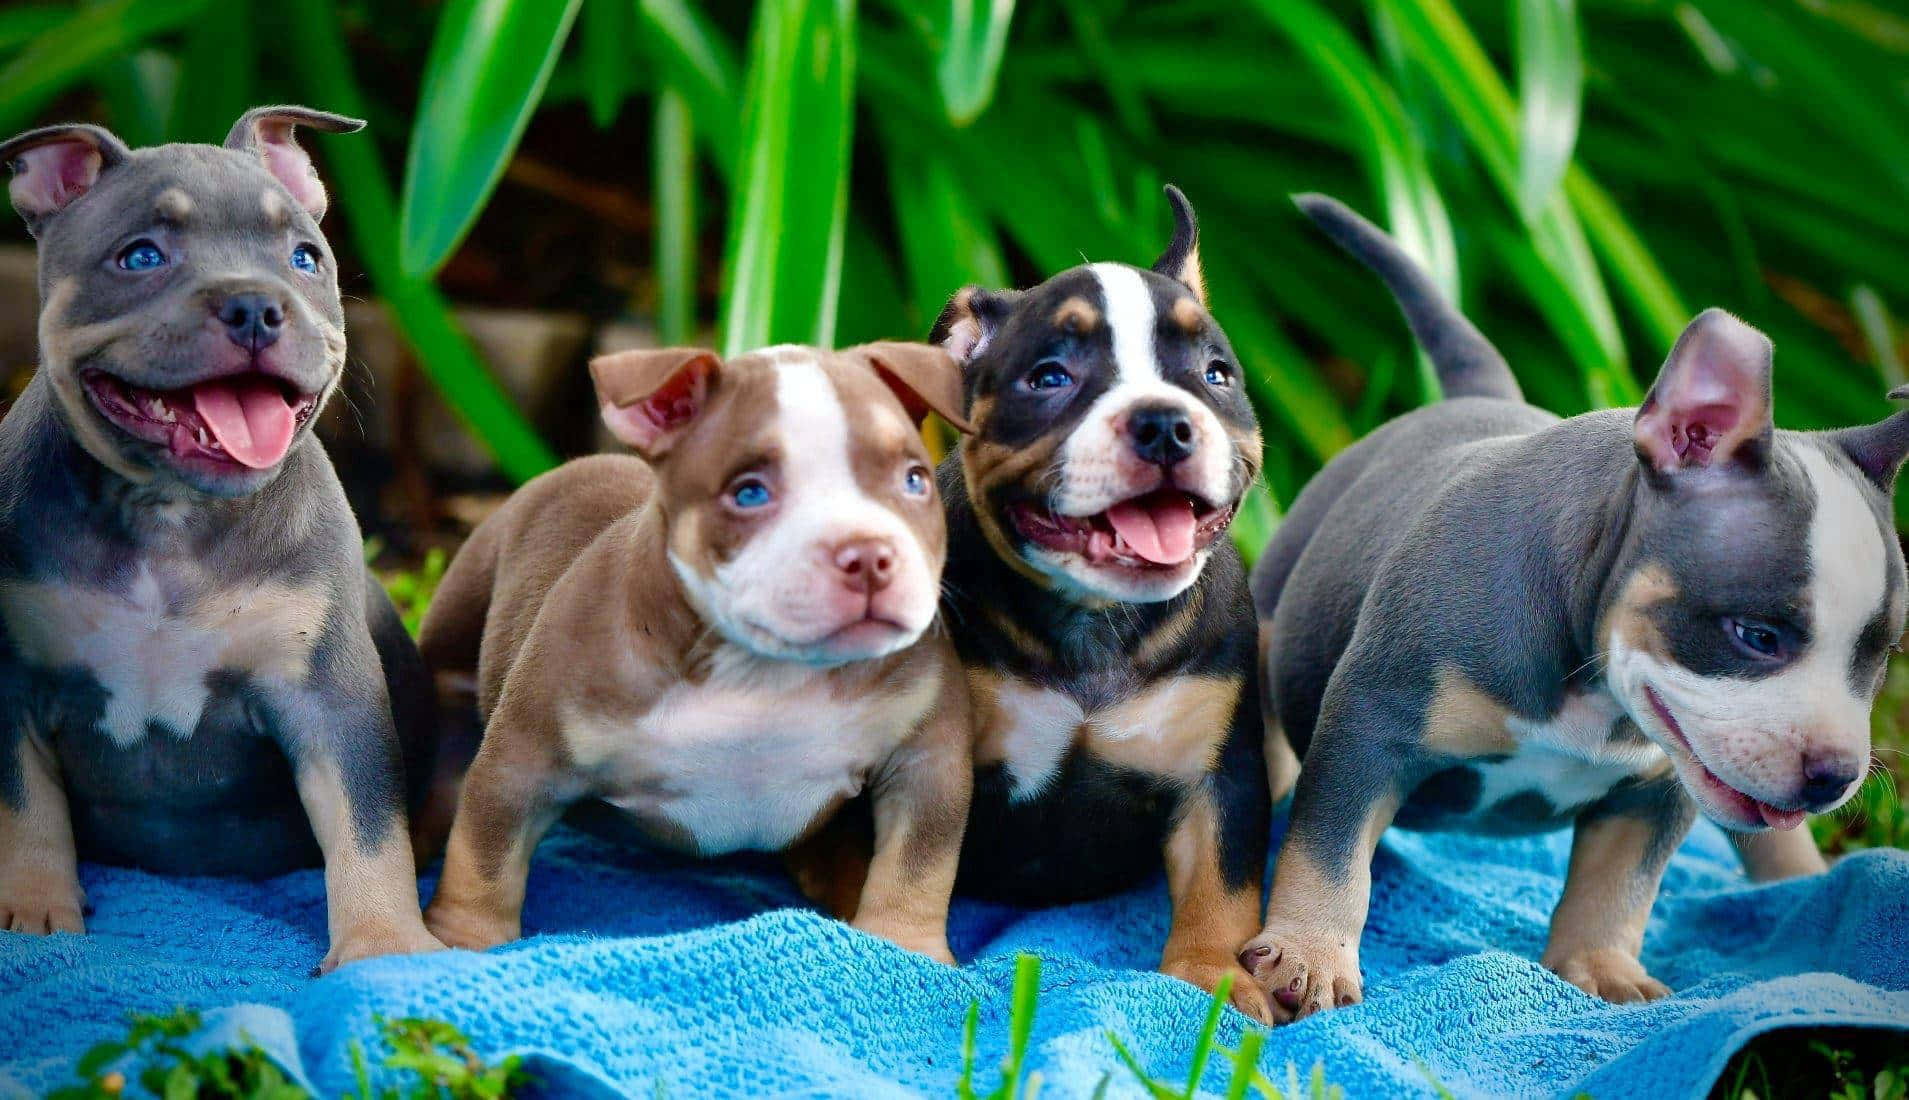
[170,0,255,143]
[1514,0,1582,221]
[886,144,1007,330]
[653,87,698,345]
[1184,975,1231,1095]
[276,0,558,483]
[399,0,585,278]
[718,0,857,355]
[0,5,68,54]
[580,0,634,128]
[1226,1031,1266,1100]
[0,0,208,136]
[1004,953,1042,1095]
[638,0,743,176]
[934,0,1015,125]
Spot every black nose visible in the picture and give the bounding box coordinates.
[1799,756,1862,810]
[217,292,284,352]
[1128,403,1196,467]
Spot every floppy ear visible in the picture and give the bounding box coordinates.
[1634,308,1774,475]
[854,341,973,433]
[1830,385,1909,491]
[1151,184,1206,307]
[590,347,722,458]
[224,105,364,219]
[930,285,1020,365]
[0,124,130,236]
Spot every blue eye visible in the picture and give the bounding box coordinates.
[117,241,167,271]
[1204,361,1232,387]
[1727,618,1784,660]
[1027,360,1074,391]
[290,244,319,273]
[903,465,932,497]
[730,477,773,509]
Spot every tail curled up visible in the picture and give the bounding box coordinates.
[1294,193,1522,403]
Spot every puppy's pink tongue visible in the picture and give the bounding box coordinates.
[1105,492,1197,565]
[191,377,295,469]
[1758,803,1806,831]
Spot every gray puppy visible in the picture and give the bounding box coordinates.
[1241,194,1908,1021]
[0,107,442,971]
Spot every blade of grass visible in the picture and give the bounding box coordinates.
[1183,975,1232,1096]
[638,0,742,176]
[276,0,557,482]
[1514,0,1581,221]
[1003,953,1042,1096]
[580,0,634,128]
[398,0,585,278]
[1226,1032,1267,1100]
[885,142,1007,329]
[652,87,696,344]
[935,0,1015,126]
[718,0,856,354]
[1852,286,1905,390]
[0,0,207,136]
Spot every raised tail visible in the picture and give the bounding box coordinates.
[1294,193,1521,402]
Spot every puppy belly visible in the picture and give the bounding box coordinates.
[1395,749,1661,836]
[52,672,320,876]
[955,752,1179,903]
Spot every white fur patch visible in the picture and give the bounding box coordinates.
[566,645,941,854]
[1092,263,1161,386]
[991,682,1085,801]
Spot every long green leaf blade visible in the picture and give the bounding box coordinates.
[936,0,1016,125]
[639,0,743,177]
[1514,0,1582,221]
[719,0,857,355]
[580,0,633,129]
[653,88,697,345]
[398,0,585,279]
[0,0,207,136]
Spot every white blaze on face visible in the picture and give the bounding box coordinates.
[1610,444,1887,816]
[667,348,938,663]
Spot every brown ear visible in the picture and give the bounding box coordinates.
[855,341,972,434]
[590,347,722,458]
[224,105,364,219]
[1151,184,1206,307]
[0,124,129,235]
[1634,308,1774,474]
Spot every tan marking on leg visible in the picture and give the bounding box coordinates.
[1421,665,1518,757]
[1089,674,1238,781]
[850,662,972,963]
[1731,827,1828,882]
[1052,296,1100,333]
[1243,791,1399,1023]
[1169,297,1204,333]
[0,724,85,935]
[1540,815,1673,1003]
[1159,791,1270,1021]
[155,188,193,222]
[292,752,443,973]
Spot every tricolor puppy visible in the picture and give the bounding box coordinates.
[0,108,442,970]
[419,342,975,961]
[1242,194,1908,1021]
[931,188,1273,1018]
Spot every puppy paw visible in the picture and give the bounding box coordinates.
[1161,954,1274,1024]
[1237,927,1361,1024]
[1544,948,1671,1004]
[0,873,86,935]
[423,904,518,953]
[318,920,446,975]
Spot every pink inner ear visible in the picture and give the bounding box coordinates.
[938,315,988,363]
[873,366,931,426]
[252,120,326,215]
[1636,312,1773,472]
[9,139,103,218]
[600,366,706,452]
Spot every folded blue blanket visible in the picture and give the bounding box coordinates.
[3,814,1904,1098]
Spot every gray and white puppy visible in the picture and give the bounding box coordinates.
[0,108,443,971]
[1241,194,1908,1022]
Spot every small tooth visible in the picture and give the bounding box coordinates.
[195,426,209,446]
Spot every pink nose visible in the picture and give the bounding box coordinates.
[833,538,896,594]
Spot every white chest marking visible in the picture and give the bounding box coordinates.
[1484,687,1667,813]
[0,570,324,748]
[990,682,1086,801]
[565,653,939,855]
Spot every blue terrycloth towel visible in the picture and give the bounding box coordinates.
[2,813,1905,1098]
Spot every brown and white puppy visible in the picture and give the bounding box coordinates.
[419,342,975,961]
[930,188,1274,1019]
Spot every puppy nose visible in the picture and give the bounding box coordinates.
[832,538,896,594]
[1128,403,1196,467]
[1799,754,1862,811]
[217,292,284,351]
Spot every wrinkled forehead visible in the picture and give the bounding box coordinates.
[39,145,312,262]
[979,263,1220,382]
[675,347,925,478]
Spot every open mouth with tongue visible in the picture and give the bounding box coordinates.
[1007,488,1235,570]
[1643,685,1807,831]
[81,369,320,472]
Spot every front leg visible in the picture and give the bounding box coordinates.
[1240,684,1409,1023]
[275,658,442,973]
[0,719,85,934]
[1730,826,1827,882]
[1159,679,1273,1021]
[848,662,972,964]
[1541,776,1695,1002]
